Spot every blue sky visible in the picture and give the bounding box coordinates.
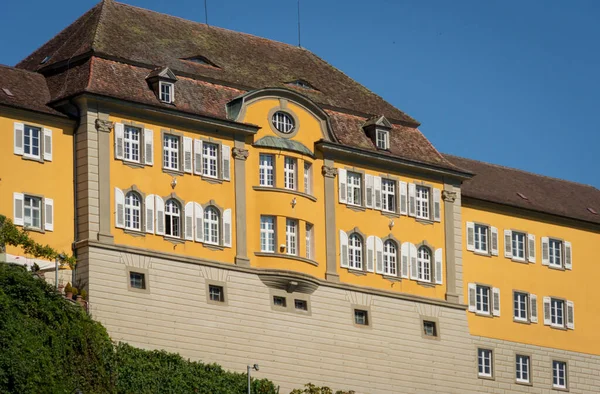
[2,0,599,188]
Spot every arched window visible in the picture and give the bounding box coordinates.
[383,240,397,276]
[348,234,363,270]
[165,199,180,237]
[125,192,141,231]
[204,206,220,245]
[417,246,431,282]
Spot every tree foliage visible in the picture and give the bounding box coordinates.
[290,383,355,394]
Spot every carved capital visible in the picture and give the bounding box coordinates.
[232,147,249,161]
[322,166,337,178]
[442,190,457,203]
[95,119,114,133]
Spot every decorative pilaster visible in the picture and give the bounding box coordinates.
[443,185,460,303]
[233,143,250,266]
[95,117,114,243]
[322,162,339,282]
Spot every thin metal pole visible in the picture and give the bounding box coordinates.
[247,365,251,394]
[204,0,209,25]
[55,257,59,290]
[297,0,301,47]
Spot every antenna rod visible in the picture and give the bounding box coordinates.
[205,0,209,25]
[297,0,301,47]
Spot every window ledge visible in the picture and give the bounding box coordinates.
[474,251,492,258]
[203,243,224,251]
[22,155,44,164]
[552,386,569,392]
[415,218,434,225]
[511,258,529,264]
[477,375,495,381]
[344,268,366,276]
[547,265,566,271]
[416,280,436,288]
[202,176,224,184]
[253,186,317,202]
[383,275,401,282]
[163,236,185,245]
[513,318,531,325]
[346,204,365,212]
[550,324,568,331]
[381,211,400,218]
[474,312,494,318]
[124,229,145,237]
[515,380,533,387]
[162,168,184,177]
[21,226,45,234]
[254,252,318,266]
[122,160,145,169]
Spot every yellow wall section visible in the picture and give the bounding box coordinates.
[462,205,600,354]
[0,114,74,258]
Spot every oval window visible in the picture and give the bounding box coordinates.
[271,111,295,134]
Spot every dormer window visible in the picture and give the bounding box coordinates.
[146,66,177,104]
[159,81,174,103]
[363,115,392,151]
[376,129,389,150]
[287,79,317,91]
[181,56,219,68]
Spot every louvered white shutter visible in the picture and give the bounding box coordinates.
[194,139,203,175]
[338,169,347,204]
[145,194,155,233]
[566,300,574,329]
[155,196,165,235]
[221,145,231,181]
[408,183,416,217]
[466,222,475,251]
[529,294,538,323]
[144,129,154,165]
[183,137,193,173]
[399,181,408,215]
[541,237,549,266]
[114,123,124,160]
[527,234,536,263]
[13,192,24,226]
[44,198,54,231]
[490,227,499,256]
[375,237,384,274]
[365,174,374,208]
[194,202,204,242]
[374,176,382,210]
[366,236,375,273]
[184,202,194,240]
[114,187,125,228]
[433,188,441,222]
[223,208,232,247]
[43,128,52,161]
[543,296,551,325]
[340,230,349,268]
[564,241,572,270]
[14,122,24,156]
[468,283,477,312]
[435,248,443,284]
[400,242,409,278]
[492,287,500,316]
[504,230,512,258]
[409,243,418,280]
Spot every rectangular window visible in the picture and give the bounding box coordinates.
[23,125,41,159]
[286,218,298,256]
[415,186,430,219]
[260,216,275,253]
[477,348,493,378]
[129,272,146,289]
[347,172,362,206]
[23,195,42,229]
[549,239,562,267]
[123,126,141,162]
[476,285,491,315]
[305,223,314,260]
[512,231,526,261]
[163,134,179,170]
[423,321,437,337]
[304,162,312,195]
[553,360,567,389]
[202,142,219,178]
[159,81,173,103]
[376,129,389,150]
[516,355,530,384]
[284,157,297,190]
[294,299,308,311]
[514,292,528,322]
[273,296,287,307]
[551,298,564,327]
[209,285,225,302]
[474,224,489,253]
[259,154,274,187]
[381,179,396,212]
[354,309,369,326]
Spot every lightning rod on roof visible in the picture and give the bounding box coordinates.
[204,0,209,26]
[297,0,302,47]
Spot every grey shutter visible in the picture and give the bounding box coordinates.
[375,237,384,274]
[13,192,24,226]
[43,128,52,161]
[221,145,231,181]
[541,237,549,265]
[114,123,124,160]
[529,294,538,323]
[340,230,349,268]
[184,202,194,240]
[433,188,441,222]
[564,241,572,270]
[543,297,551,325]
[409,243,418,280]
[374,176,382,210]
[466,222,475,251]
[399,181,408,215]
[155,196,165,235]
[400,242,409,279]
[223,208,232,247]
[145,194,155,233]
[504,230,512,258]
[527,234,536,263]
[14,122,24,155]
[44,198,54,231]
[365,174,374,208]
[492,287,500,316]
[408,183,416,217]
[194,203,204,242]
[183,137,193,174]
[194,139,203,175]
[338,169,347,204]
[490,227,499,256]
[144,129,154,165]
[114,187,125,229]
[434,248,443,284]
[366,236,375,273]
[566,300,574,329]
[468,283,477,312]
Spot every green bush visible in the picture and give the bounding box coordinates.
[290,383,355,394]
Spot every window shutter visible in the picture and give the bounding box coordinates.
[504,230,512,258]
[399,181,408,215]
[566,300,574,330]
[13,192,24,226]
[338,169,347,204]
[339,230,349,268]
[221,145,231,181]
[409,243,418,280]
[529,294,538,323]
[184,202,194,240]
[408,183,416,217]
[468,283,477,312]
[43,128,53,161]
[183,137,193,173]
[433,188,441,222]
[564,241,572,270]
[114,123,124,160]
[466,222,475,251]
[375,237,384,274]
[14,122,24,156]
[145,194,155,233]
[365,174,374,208]
[435,248,443,284]
[366,236,375,273]
[194,203,204,242]
[114,187,125,229]
[193,139,203,175]
[144,129,154,165]
[44,198,54,231]
[543,296,551,325]
[155,195,165,235]
[490,227,499,256]
[400,242,409,278]
[492,287,500,316]
[373,176,382,210]
[541,237,549,266]
[527,234,536,263]
[223,208,232,247]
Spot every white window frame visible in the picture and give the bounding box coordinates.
[476,285,491,315]
[163,134,180,171]
[477,348,493,378]
[272,111,295,133]
[285,218,298,255]
[474,224,489,254]
[348,233,363,270]
[23,125,41,160]
[548,238,562,268]
[164,199,181,237]
[513,292,528,322]
[515,355,530,384]
[381,179,396,213]
[202,142,219,179]
[124,192,142,231]
[550,298,565,328]
[284,157,297,190]
[259,154,274,187]
[347,172,362,206]
[415,185,430,219]
[375,129,389,150]
[204,206,220,245]
[305,223,314,260]
[260,216,275,252]
[512,231,526,261]
[123,126,141,163]
[552,360,567,389]
[383,240,397,276]
[23,195,42,229]
[417,246,431,282]
[304,162,312,195]
[159,81,174,104]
